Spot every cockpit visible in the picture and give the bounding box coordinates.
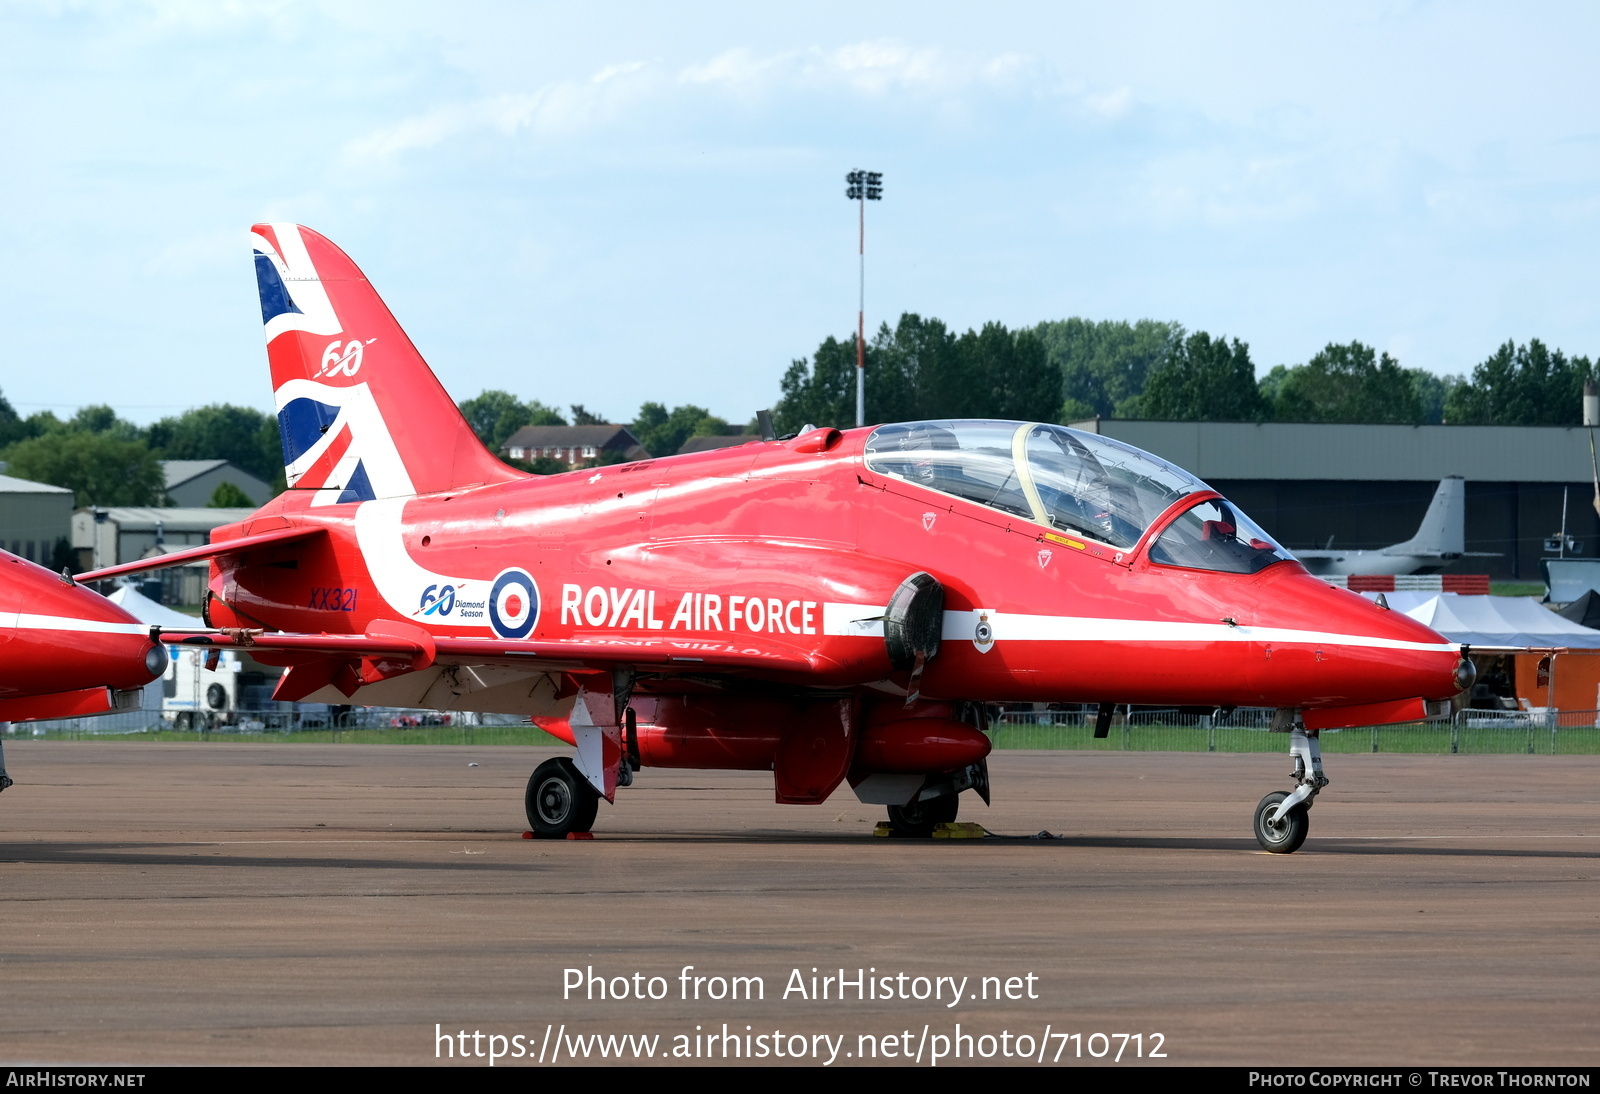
[864,420,1289,575]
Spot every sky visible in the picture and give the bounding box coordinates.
[3,1,1600,427]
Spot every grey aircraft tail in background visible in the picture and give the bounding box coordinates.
[1291,476,1495,576]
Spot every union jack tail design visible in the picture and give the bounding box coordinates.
[250,223,518,507]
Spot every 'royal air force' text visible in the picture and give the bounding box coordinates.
[561,585,819,635]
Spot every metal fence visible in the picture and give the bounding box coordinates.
[989,707,1600,756]
[6,708,547,745]
[9,706,1600,756]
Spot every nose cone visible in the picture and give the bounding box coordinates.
[0,555,163,698]
[1251,568,1464,707]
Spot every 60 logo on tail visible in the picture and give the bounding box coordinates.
[318,338,374,378]
[419,584,456,617]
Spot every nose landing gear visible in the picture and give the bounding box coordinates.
[1253,725,1325,854]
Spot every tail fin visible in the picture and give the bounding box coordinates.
[1390,477,1465,557]
[250,223,519,506]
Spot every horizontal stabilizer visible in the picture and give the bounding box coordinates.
[76,526,327,583]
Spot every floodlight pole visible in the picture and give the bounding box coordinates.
[857,194,865,428]
[845,170,882,428]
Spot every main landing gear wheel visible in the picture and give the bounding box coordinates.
[886,793,960,838]
[1254,790,1309,854]
[526,758,599,839]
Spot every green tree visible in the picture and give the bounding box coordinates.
[569,404,606,426]
[146,404,282,485]
[69,404,143,440]
[954,322,1058,421]
[1141,332,1267,422]
[0,389,30,447]
[21,411,63,437]
[775,315,1060,433]
[457,391,565,453]
[867,314,961,423]
[631,403,733,457]
[1033,318,1184,421]
[1269,341,1422,424]
[1409,369,1462,425]
[773,336,860,435]
[2,431,165,506]
[1257,364,1291,406]
[1443,340,1594,425]
[207,481,254,508]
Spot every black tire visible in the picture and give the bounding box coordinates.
[526,758,599,838]
[886,793,960,838]
[1254,790,1309,854]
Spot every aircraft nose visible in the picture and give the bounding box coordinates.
[1255,570,1465,705]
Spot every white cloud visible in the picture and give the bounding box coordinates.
[342,62,657,162]
[826,40,944,92]
[681,40,1040,98]
[1085,87,1132,119]
[679,47,775,87]
[342,38,1139,167]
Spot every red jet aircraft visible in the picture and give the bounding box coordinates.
[78,224,1473,852]
[0,550,169,791]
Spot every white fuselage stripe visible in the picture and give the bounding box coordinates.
[821,603,1457,655]
[8,613,148,636]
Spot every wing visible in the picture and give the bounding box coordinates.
[158,619,843,705]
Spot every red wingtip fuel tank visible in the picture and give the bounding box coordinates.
[0,552,166,721]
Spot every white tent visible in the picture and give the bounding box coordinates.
[1359,591,1600,649]
[107,585,203,629]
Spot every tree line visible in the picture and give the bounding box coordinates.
[0,399,282,508]
[0,388,752,507]
[4,319,1590,508]
[775,316,1595,431]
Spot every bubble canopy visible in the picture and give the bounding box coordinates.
[863,420,1289,574]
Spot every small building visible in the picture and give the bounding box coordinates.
[501,425,648,467]
[677,433,757,455]
[162,460,275,507]
[0,473,73,566]
[71,507,257,570]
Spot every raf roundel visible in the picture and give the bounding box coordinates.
[488,568,540,640]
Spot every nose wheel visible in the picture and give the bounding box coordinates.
[1254,790,1308,853]
[1253,724,1325,854]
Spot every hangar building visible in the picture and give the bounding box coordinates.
[162,460,274,507]
[0,473,73,566]
[1071,420,1600,581]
